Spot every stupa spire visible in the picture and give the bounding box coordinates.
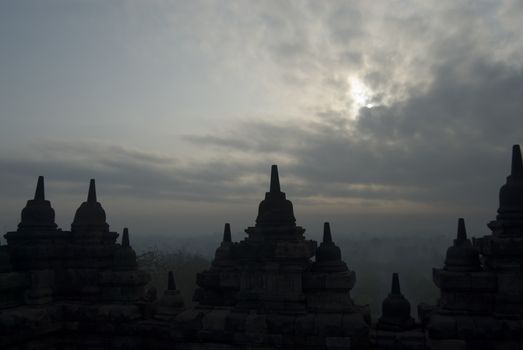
[315,222,344,264]
[270,165,281,193]
[71,179,108,233]
[457,218,467,243]
[391,272,401,295]
[87,179,97,203]
[377,272,415,330]
[122,228,130,247]
[223,223,232,243]
[34,176,45,201]
[17,176,57,230]
[323,222,332,243]
[168,271,176,290]
[444,217,481,271]
[497,145,523,216]
[511,144,523,177]
[254,165,296,227]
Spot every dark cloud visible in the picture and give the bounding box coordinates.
[0,141,267,203]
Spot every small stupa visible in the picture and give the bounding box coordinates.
[430,218,496,316]
[18,176,58,231]
[156,271,185,320]
[71,179,111,237]
[377,273,415,331]
[304,222,358,313]
[194,223,238,306]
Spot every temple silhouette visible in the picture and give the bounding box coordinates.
[1,145,523,349]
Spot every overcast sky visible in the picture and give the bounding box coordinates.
[1,1,523,245]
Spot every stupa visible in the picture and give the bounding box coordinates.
[304,222,359,313]
[192,165,370,349]
[421,145,523,349]
[194,223,238,306]
[155,271,185,320]
[373,273,424,349]
[476,144,523,315]
[377,273,415,331]
[0,177,151,349]
[4,176,67,304]
[5,146,523,349]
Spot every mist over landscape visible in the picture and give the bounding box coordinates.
[135,229,450,320]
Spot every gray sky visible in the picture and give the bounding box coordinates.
[1,1,523,244]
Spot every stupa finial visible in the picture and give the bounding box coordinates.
[255,165,296,226]
[391,272,401,295]
[87,179,97,203]
[17,175,57,230]
[270,165,281,193]
[71,179,108,231]
[168,271,176,290]
[34,176,45,201]
[323,222,332,243]
[511,144,523,177]
[378,272,415,330]
[223,223,232,243]
[122,228,130,247]
[457,218,467,242]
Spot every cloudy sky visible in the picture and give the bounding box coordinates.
[1,1,523,245]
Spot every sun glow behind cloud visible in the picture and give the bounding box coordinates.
[347,76,376,119]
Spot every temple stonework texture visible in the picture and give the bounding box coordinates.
[192,166,370,348]
[1,145,523,349]
[419,145,523,349]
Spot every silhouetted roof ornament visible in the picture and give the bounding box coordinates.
[512,144,523,177]
[213,223,235,266]
[498,144,523,215]
[255,165,296,227]
[310,222,350,275]
[391,272,401,295]
[270,164,281,192]
[35,176,45,200]
[113,227,137,270]
[444,218,481,272]
[168,271,176,291]
[315,222,342,262]
[122,227,130,247]
[223,223,232,243]
[71,179,109,232]
[156,270,185,318]
[377,273,415,330]
[19,176,57,230]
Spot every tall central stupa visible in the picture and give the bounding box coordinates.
[193,165,370,349]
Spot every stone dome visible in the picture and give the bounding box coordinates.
[72,179,108,232]
[113,228,137,271]
[378,273,415,330]
[444,218,481,272]
[19,176,57,230]
[315,222,342,262]
[255,165,296,227]
[213,223,234,264]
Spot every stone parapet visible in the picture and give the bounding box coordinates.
[433,269,496,292]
